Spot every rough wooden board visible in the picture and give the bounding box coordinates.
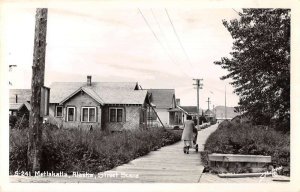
[218,172,273,178]
[208,153,271,162]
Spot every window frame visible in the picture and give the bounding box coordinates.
[66,106,76,122]
[81,107,97,123]
[109,107,124,122]
[55,105,63,117]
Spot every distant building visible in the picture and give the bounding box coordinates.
[177,106,204,122]
[9,89,31,118]
[146,89,181,127]
[204,109,216,122]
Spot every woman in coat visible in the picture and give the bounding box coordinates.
[182,116,198,154]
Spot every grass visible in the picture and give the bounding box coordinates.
[9,125,182,174]
[202,120,290,175]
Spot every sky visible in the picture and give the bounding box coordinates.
[2,5,241,108]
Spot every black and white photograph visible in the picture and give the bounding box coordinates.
[0,0,299,191]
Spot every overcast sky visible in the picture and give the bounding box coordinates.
[3,5,241,108]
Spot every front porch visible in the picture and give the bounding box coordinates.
[169,108,183,126]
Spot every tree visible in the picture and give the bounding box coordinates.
[214,9,290,131]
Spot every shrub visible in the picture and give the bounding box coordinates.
[204,121,290,175]
[9,116,18,127]
[9,115,29,129]
[10,126,181,174]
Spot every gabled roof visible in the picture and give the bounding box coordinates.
[9,103,24,110]
[9,89,31,103]
[205,109,215,117]
[147,89,175,109]
[179,106,203,114]
[9,101,31,111]
[50,82,148,105]
[59,86,105,105]
[180,106,197,113]
[177,106,203,115]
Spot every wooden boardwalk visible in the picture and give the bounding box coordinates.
[10,124,218,183]
[99,123,219,183]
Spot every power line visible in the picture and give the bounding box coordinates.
[165,8,193,68]
[232,8,240,15]
[151,9,176,58]
[138,8,189,77]
[138,8,163,49]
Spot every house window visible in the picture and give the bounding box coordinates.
[67,107,75,122]
[56,106,63,117]
[109,108,123,122]
[81,107,97,122]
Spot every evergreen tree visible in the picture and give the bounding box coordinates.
[214,9,290,131]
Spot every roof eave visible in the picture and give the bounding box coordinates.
[59,87,104,106]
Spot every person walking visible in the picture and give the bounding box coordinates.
[182,116,198,154]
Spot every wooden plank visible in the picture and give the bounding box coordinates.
[218,172,272,178]
[208,153,271,163]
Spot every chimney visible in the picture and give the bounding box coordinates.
[15,94,18,103]
[176,98,180,106]
[87,75,92,86]
[134,82,139,90]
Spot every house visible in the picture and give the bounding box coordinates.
[204,109,216,122]
[48,76,149,131]
[146,89,181,127]
[177,105,203,122]
[9,89,31,118]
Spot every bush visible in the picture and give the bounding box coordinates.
[10,126,182,174]
[9,116,18,127]
[204,121,290,175]
[9,115,29,129]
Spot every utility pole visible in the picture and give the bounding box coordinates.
[193,78,203,129]
[206,97,211,111]
[225,85,227,120]
[28,8,48,173]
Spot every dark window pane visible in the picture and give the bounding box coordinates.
[117,109,122,122]
[57,106,62,117]
[82,108,88,121]
[89,108,96,122]
[68,108,74,121]
[110,109,116,122]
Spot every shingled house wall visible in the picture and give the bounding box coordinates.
[48,91,102,130]
[48,93,147,131]
[102,105,147,131]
